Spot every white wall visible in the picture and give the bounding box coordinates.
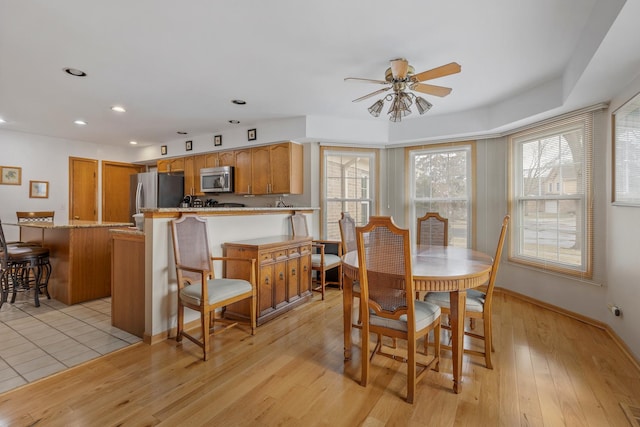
[0,129,134,241]
[606,75,640,360]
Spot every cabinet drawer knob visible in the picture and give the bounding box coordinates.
[291,268,296,276]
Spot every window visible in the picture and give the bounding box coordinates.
[613,91,640,205]
[322,147,377,240]
[509,112,593,277]
[407,142,474,247]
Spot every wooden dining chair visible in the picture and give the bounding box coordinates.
[416,212,448,246]
[339,212,361,326]
[0,220,51,308]
[425,214,509,369]
[356,216,441,403]
[170,214,257,361]
[290,212,342,300]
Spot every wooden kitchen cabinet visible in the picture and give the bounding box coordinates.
[157,157,185,173]
[206,151,235,168]
[234,148,253,195]
[223,236,312,326]
[251,142,303,195]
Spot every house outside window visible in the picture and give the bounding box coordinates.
[407,142,474,247]
[321,147,377,240]
[508,112,593,277]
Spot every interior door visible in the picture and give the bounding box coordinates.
[69,157,98,221]
[102,161,145,222]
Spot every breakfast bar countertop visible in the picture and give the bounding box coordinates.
[14,219,133,229]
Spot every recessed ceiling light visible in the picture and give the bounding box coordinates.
[129,140,138,145]
[231,99,246,105]
[74,120,87,126]
[0,118,6,124]
[111,106,126,113]
[177,131,188,135]
[63,67,87,77]
[229,120,240,124]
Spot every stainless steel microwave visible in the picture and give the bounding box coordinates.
[200,166,234,193]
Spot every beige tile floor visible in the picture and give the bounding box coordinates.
[0,291,141,394]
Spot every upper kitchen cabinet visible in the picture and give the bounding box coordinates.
[205,151,235,168]
[252,142,302,195]
[157,157,185,173]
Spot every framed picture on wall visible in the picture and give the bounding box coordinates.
[161,145,168,155]
[613,91,640,206]
[29,180,49,198]
[248,128,256,141]
[214,135,222,146]
[185,140,193,151]
[0,166,22,185]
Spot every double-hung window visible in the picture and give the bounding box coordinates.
[407,142,474,247]
[509,112,593,277]
[321,147,377,240]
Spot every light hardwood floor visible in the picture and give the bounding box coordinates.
[0,289,638,426]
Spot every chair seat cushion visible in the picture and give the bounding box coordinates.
[311,253,341,267]
[424,289,486,313]
[370,300,441,332]
[180,278,252,306]
[352,281,360,295]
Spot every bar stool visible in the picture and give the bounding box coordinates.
[0,220,51,308]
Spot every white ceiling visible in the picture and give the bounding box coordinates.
[1,0,639,147]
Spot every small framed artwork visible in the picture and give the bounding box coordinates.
[161,145,168,155]
[185,140,193,151]
[29,180,49,198]
[0,166,22,185]
[214,135,222,146]
[248,128,257,141]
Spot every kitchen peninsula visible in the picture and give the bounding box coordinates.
[140,207,316,344]
[17,219,132,305]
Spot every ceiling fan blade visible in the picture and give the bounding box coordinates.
[412,62,461,82]
[352,87,391,102]
[344,77,389,85]
[390,58,409,80]
[410,82,452,97]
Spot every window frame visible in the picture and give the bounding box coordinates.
[508,112,593,278]
[320,146,379,240]
[405,141,476,248]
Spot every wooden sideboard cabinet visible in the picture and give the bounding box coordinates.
[223,236,312,326]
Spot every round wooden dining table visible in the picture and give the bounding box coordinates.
[341,245,493,394]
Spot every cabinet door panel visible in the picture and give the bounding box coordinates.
[234,149,252,195]
[299,253,311,295]
[259,264,274,316]
[287,257,300,302]
[219,151,235,167]
[273,260,287,308]
[251,146,271,194]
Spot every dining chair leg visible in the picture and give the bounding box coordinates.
[360,323,370,387]
[407,338,416,404]
[176,303,184,342]
[484,314,493,369]
[202,311,211,361]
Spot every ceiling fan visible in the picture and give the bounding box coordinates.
[344,58,461,122]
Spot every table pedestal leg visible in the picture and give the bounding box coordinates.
[450,290,466,394]
[343,275,353,361]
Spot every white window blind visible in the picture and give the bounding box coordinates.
[613,92,640,205]
[509,112,593,277]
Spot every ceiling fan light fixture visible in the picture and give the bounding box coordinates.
[415,97,433,115]
[368,99,384,117]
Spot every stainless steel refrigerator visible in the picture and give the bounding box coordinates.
[129,171,185,218]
